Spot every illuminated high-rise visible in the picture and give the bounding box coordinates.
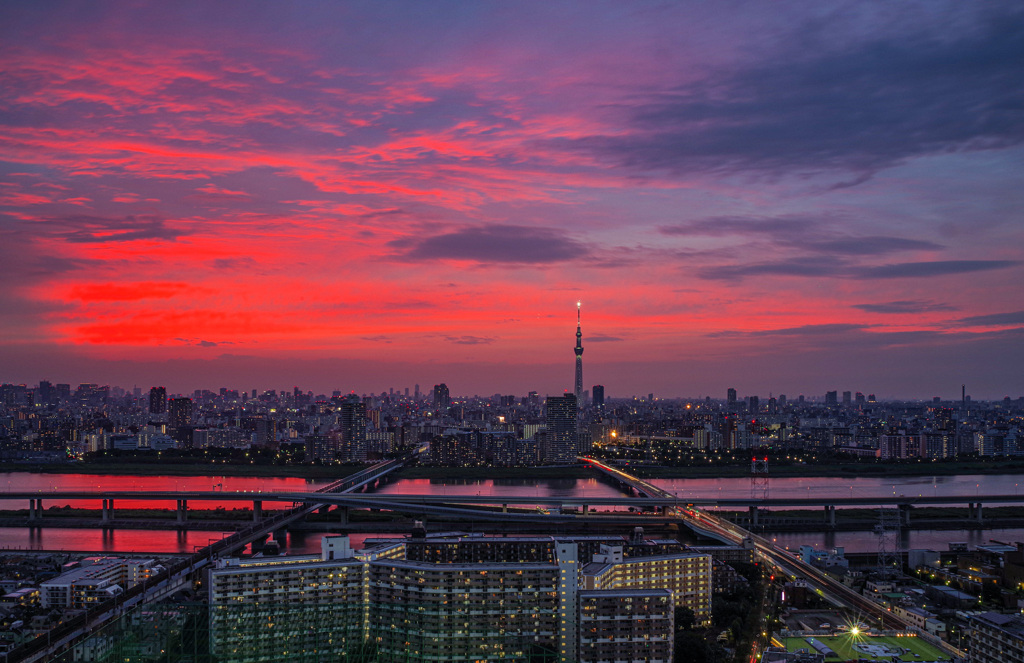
[432,383,450,413]
[168,397,193,428]
[339,395,368,461]
[545,393,578,463]
[149,386,167,414]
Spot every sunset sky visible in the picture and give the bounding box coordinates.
[1,2,1022,400]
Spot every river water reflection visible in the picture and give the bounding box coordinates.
[3,470,1024,554]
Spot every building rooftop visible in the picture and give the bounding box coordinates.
[580,588,673,598]
[973,611,1024,637]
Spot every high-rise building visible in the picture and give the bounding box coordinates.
[37,380,53,405]
[727,388,737,407]
[168,397,193,428]
[55,383,71,401]
[825,390,838,406]
[582,543,712,623]
[432,383,450,413]
[545,393,578,464]
[149,386,167,414]
[934,407,955,432]
[304,433,333,463]
[574,302,584,405]
[842,390,852,406]
[168,397,194,448]
[339,395,367,461]
[592,385,605,409]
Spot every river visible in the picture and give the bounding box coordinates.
[3,471,1023,554]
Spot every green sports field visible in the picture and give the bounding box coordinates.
[782,634,950,661]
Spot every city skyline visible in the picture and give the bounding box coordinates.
[1,2,1022,399]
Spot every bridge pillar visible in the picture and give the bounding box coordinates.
[177,499,188,524]
[28,499,39,522]
[824,505,836,527]
[748,506,759,525]
[337,506,348,525]
[253,500,263,521]
[899,504,911,526]
[661,506,670,516]
[972,502,984,523]
[502,504,508,514]
[101,498,113,524]
[274,527,287,545]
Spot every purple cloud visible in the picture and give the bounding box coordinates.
[393,225,588,264]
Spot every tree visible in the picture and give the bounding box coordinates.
[675,606,697,631]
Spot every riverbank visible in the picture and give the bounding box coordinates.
[4,458,1024,480]
[631,460,1024,479]
[0,462,368,479]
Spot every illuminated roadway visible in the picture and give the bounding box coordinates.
[583,457,969,661]
[6,492,1020,508]
[6,452,419,663]
[580,458,923,632]
[3,452,969,661]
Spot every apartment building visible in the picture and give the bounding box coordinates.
[208,533,711,663]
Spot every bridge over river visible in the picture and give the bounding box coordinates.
[5,456,971,662]
[5,453,418,663]
[2,485,1012,529]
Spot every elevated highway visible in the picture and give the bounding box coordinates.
[5,453,416,663]
[582,458,919,632]
[6,490,1021,509]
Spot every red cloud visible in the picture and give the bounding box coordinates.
[65,282,200,302]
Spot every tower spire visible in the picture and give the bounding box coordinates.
[574,301,584,405]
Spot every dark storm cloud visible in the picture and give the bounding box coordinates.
[392,225,588,264]
[855,260,1019,279]
[803,236,942,256]
[589,334,624,342]
[705,324,1024,358]
[662,216,943,256]
[699,259,1017,281]
[853,300,958,314]
[708,323,868,339]
[49,215,186,243]
[576,8,1024,177]
[211,257,258,271]
[954,310,1024,326]
[445,335,495,345]
[660,216,817,237]
[30,254,97,276]
[697,259,844,281]
[173,338,230,347]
